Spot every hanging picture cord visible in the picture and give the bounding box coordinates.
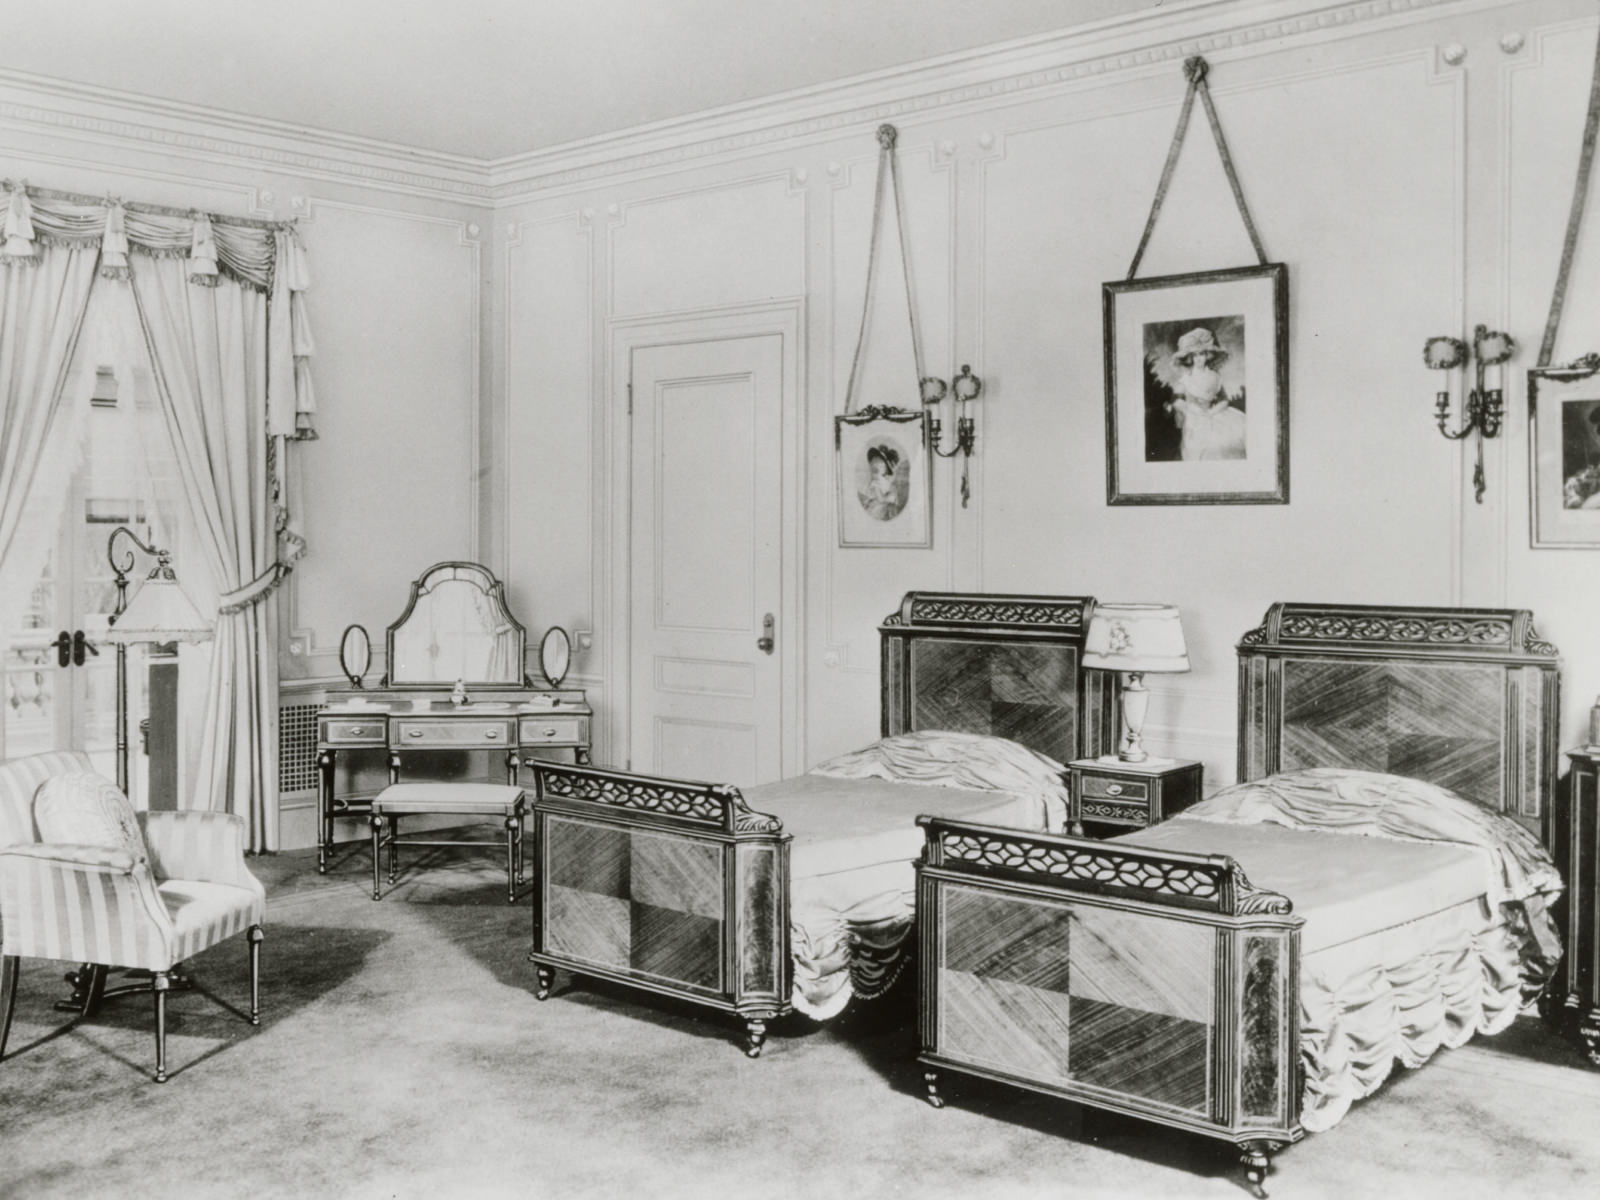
[1538,21,1600,370]
[1127,56,1269,279]
[841,124,940,414]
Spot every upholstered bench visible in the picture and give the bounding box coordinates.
[369,783,527,904]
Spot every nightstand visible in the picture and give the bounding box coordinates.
[1066,757,1203,837]
[1561,749,1600,1065]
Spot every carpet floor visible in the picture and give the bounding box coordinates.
[1,841,1598,1200]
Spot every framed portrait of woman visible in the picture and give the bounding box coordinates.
[835,406,931,548]
[1529,361,1600,547]
[1103,262,1289,505]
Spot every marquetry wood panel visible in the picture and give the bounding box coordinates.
[542,814,726,993]
[934,883,1214,1113]
[1279,659,1504,807]
[909,640,1081,764]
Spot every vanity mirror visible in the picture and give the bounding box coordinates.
[339,624,371,688]
[540,627,572,688]
[384,562,529,689]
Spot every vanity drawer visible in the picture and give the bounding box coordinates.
[392,717,516,748]
[1079,774,1149,803]
[519,715,587,746]
[319,717,388,746]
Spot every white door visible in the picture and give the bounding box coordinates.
[628,335,785,787]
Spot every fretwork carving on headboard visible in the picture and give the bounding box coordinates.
[880,592,1116,768]
[1237,602,1561,826]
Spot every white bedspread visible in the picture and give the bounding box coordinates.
[748,730,1070,1019]
[1120,768,1564,1132]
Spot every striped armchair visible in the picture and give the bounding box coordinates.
[0,751,265,1082]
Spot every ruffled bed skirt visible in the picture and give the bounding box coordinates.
[1299,899,1559,1132]
[790,884,915,1020]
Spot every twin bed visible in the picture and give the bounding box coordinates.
[527,594,1568,1194]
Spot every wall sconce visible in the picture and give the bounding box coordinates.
[922,364,981,506]
[1424,324,1515,503]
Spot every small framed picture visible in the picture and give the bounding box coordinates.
[835,407,931,548]
[1529,362,1600,548]
[1103,262,1289,505]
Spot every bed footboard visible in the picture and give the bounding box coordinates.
[916,817,1305,1196]
[529,762,792,1056]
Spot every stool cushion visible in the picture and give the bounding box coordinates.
[372,782,525,816]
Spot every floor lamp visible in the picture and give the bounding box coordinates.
[59,528,215,1017]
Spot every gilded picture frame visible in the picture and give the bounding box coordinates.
[1103,262,1290,505]
[1529,361,1600,548]
[835,407,931,548]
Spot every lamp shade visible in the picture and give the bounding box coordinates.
[103,562,213,645]
[1082,603,1189,674]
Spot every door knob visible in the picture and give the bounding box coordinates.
[54,631,72,668]
[73,629,99,666]
[757,613,775,655]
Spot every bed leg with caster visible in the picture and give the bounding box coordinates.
[1240,1140,1280,1199]
[743,1014,772,1058]
[534,965,554,1000]
[923,1070,945,1108]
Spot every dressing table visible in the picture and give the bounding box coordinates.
[315,562,590,873]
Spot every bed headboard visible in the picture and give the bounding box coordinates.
[879,592,1117,767]
[1237,602,1561,827]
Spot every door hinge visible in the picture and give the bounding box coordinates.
[627,382,633,416]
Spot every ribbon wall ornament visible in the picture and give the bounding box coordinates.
[1103,56,1291,507]
[835,124,981,546]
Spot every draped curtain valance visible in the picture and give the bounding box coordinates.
[2,181,316,440]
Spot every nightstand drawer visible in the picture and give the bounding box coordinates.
[1078,797,1150,827]
[1080,774,1149,803]
[518,715,586,746]
[319,717,388,746]
[392,717,515,748]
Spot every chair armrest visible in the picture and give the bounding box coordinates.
[0,843,175,966]
[0,842,139,874]
[138,811,264,896]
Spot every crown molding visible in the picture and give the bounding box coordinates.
[0,66,493,204]
[0,0,1500,207]
[486,0,1477,201]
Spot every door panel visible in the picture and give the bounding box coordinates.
[630,335,784,787]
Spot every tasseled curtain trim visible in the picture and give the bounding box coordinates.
[1,181,284,294]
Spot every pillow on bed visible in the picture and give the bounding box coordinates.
[809,730,1071,830]
[1181,767,1560,906]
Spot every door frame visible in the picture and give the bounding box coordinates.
[605,299,806,778]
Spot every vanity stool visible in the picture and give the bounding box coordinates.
[369,782,527,903]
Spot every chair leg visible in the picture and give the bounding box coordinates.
[388,815,400,884]
[370,813,386,901]
[248,926,264,1025]
[505,813,518,904]
[0,955,19,1061]
[152,972,170,1083]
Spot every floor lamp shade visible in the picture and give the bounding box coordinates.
[103,561,214,646]
[1082,603,1189,763]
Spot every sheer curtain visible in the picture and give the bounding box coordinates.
[0,233,100,656]
[0,184,315,850]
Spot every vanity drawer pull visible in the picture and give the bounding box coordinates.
[1105,783,1123,796]
[407,729,423,738]
[484,729,500,740]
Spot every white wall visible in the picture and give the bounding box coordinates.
[494,0,1600,789]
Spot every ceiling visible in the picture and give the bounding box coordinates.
[0,0,1174,161]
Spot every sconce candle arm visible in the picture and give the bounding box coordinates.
[1424,325,1513,504]
[925,363,982,506]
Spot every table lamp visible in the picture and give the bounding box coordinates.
[1082,602,1189,763]
[103,527,214,794]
